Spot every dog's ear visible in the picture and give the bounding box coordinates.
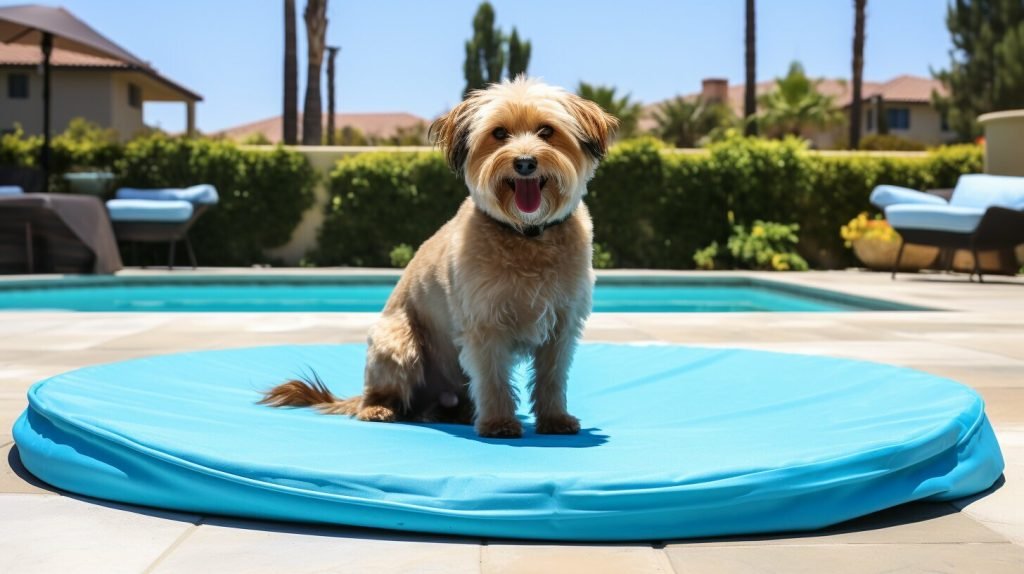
[430,97,476,174]
[565,94,619,162]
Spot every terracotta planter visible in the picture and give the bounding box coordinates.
[951,248,1020,275]
[852,238,939,271]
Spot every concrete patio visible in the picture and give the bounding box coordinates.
[1,269,1022,573]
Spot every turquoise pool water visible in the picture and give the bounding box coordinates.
[0,277,917,312]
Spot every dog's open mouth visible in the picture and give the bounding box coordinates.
[505,177,548,213]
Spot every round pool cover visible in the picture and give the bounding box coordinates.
[14,344,1003,541]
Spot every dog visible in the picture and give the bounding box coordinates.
[261,77,617,438]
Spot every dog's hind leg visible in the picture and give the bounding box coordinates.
[360,310,425,422]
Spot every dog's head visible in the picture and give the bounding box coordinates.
[431,77,617,228]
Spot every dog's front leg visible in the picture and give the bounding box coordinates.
[531,315,582,435]
[460,330,522,438]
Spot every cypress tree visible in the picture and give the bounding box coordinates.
[508,28,531,79]
[463,2,505,96]
[933,0,1024,139]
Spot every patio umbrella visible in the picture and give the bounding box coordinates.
[0,5,147,185]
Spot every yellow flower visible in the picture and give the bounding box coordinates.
[752,225,765,237]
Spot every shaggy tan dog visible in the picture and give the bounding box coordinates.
[262,78,616,437]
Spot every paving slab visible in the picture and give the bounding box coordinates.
[482,543,671,574]
[0,494,199,574]
[670,502,1007,547]
[151,518,481,574]
[665,542,1024,573]
[0,444,56,495]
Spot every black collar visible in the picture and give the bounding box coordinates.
[477,208,572,238]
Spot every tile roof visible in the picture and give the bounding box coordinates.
[220,113,429,143]
[0,42,127,68]
[0,43,200,100]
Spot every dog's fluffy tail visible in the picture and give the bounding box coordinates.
[259,372,361,415]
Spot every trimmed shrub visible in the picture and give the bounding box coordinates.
[312,151,465,266]
[858,134,927,151]
[115,136,316,266]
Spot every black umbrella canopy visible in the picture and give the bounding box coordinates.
[0,4,151,185]
[0,4,146,66]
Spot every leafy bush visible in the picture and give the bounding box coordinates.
[593,243,615,269]
[694,221,808,271]
[727,221,808,271]
[0,120,122,191]
[858,134,927,151]
[320,135,981,269]
[116,135,316,265]
[312,151,465,266]
[389,243,415,268]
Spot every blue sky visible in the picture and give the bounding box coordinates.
[14,0,955,132]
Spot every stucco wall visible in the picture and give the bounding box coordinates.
[109,73,146,139]
[0,68,146,141]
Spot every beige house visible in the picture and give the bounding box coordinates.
[645,74,957,148]
[0,42,200,141]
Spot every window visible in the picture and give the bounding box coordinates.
[940,113,950,132]
[7,73,28,99]
[886,108,910,130]
[128,83,141,109]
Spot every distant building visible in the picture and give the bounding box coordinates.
[219,113,429,144]
[643,74,956,148]
[0,13,201,141]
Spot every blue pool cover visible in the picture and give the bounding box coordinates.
[14,344,1003,541]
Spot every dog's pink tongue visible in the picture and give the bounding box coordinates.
[514,179,542,213]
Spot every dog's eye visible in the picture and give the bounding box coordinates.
[538,125,554,139]
[492,127,508,140]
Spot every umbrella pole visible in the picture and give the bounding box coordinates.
[41,32,52,189]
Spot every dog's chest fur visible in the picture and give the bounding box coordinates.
[450,201,593,345]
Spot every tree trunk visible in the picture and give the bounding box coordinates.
[302,0,328,146]
[283,0,298,145]
[744,0,757,136]
[850,0,867,149]
[326,46,340,145]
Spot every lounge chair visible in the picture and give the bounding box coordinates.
[106,184,219,270]
[870,174,1024,282]
[0,189,123,274]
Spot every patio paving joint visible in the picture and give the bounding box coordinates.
[141,516,205,574]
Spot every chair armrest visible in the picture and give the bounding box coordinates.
[870,185,949,210]
[115,184,219,205]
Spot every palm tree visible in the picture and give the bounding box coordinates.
[301,0,328,146]
[744,0,757,136]
[283,0,298,145]
[325,46,340,145]
[758,62,844,138]
[651,96,736,148]
[576,82,642,139]
[850,0,867,148]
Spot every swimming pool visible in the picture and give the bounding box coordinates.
[0,275,920,312]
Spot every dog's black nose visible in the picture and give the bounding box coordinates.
[513,156,537,176]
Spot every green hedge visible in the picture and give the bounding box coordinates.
[115,136,316,266]
[318,136,982,269]
[311,151,466,266]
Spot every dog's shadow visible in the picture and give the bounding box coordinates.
[421,418,609,448]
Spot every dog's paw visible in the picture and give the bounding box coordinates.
[476,417,523,438]
[535,413,581,435]
[357,405,397,422]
